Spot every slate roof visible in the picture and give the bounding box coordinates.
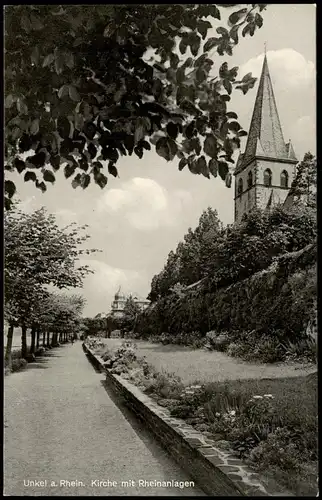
[235,55,298,174]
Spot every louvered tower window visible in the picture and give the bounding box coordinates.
[237,178,243,195]
[247,170,253,188]
[280,170,288,188]
[264,169,272,187]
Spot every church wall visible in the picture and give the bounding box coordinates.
[234,158,297,222]
[234,161,257,223]
[255,159,297,210]
[256,159,296,187]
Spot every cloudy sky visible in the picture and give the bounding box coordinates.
[10,4,316,316]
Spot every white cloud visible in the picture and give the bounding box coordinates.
[239,49,315,89]
[96,177,192,231]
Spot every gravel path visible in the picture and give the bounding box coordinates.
[4,342,204,496]
[102,338,317,384]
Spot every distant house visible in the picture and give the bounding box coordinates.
[110,287,150,319]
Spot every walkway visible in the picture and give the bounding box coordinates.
[4,343,204,496]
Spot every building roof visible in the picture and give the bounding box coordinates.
[235,54,298,174]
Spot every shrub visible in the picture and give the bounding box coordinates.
[205,330,230,351]
[143,371,184,400]
[249,427,311,472]
[11,358,28,372]
[282,337,317,363]
[251,336,285,363]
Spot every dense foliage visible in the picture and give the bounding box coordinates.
[4,205,97,365]
[5,4,268,209]
[138,154,317,348]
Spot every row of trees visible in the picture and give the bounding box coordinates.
[4,204,98,368]
[148,153,317,302]
[5,4,268,208]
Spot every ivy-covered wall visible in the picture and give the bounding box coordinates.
[137,243,316,340]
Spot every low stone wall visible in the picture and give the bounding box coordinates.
[83,343,291,497]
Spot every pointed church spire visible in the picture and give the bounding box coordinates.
[241,53,293,168]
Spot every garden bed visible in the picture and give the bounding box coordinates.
[85,338,318,496]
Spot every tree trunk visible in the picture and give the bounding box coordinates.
[52,333,57,346]
[21,324,28,359]
[46,330,50,346]
[36,328,40,349]
[43,329,46,347]
[30,325,36,354]
[5,324,14,368]
[59,332,62,343]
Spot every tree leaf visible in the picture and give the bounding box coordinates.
[71,173,82,189]
[69,85,80,102]
[228,121,241,133]
[80,173,91,189]
[197,20,212,39]
[30,118,40,135]
[134,146,143,159]
[50,154,61,171]
[55,52,65,74]
[196,156,209,178]
[223,79,232,95]
[166,122,179,140]
[88,143,97,160]
[57,116,71,139]
[35,180,47,192]
[178,158,187,171]
[255,13,263,28]
[14,158,26,173]
[24,171,37,182]
[5,180,16,198]
[95,172,108,189]
[204,134,217,158]
[5,197,12,211]
[230,25,239,44]
[218,161,229,181]
[139,140,151,151]
[42,53,55,67]
[26,152,47,168]
[156,137,177,162]
[208,158,218,177]
[228,8,248,26]
[134,117,147,144]
[238,129,248,137]
[64,164,76,179]
[5,94,15,108]
[31,45,40,66]
[108,162,118,177]
[64,52,75,69]
[43,169,56,183]
[82,121,97,140]
[204,37,220,52]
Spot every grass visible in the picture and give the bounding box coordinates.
[102,338,316,384]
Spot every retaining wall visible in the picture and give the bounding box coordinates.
[83,343,291,497]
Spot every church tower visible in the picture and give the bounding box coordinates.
[234,53,298,223]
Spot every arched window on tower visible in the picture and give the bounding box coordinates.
[280,170,288,188]
[247,170,253,189]
[264,168,272,187]
[237,178,243,196]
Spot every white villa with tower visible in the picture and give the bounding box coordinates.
[234,53,298,223]
[110,287,150,319]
